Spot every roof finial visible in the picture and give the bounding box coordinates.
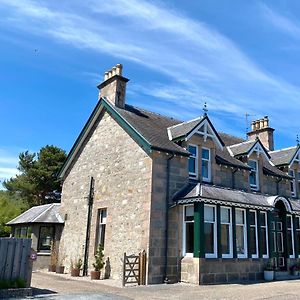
[297,134,300,146]
[203,102,208,116]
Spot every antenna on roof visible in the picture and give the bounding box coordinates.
[297,134,300,146]
[203,102,208,116]
[245,113,256,140]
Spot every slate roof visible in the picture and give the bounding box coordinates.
[174,183,272,209]
[114,104,190,156]
[228,140,257,156]
[219,133,245,146]
[215,148,250,170]
[262,160,292,179]
[269,146,298,166]
[7,204,64,225]
[167,117,203,140]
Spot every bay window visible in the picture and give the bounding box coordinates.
[183,205,194,256]
[204,204,217,258]
[235,209,247,258]
[249,210,258,258]
[220,207,233,258]
[202,148,211,182]
[188,145,198,178]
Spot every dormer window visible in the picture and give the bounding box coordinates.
[188,145,198,178]
[249,160,259,190]
[289,169,296,197]
[202,148,211,182]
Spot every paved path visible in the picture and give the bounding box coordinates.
[28,271,300,300]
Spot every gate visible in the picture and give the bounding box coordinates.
[122,250,146,286]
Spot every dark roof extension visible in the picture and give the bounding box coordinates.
[270,146,299,166]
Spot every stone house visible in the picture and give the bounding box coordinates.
[7,203,64,270]
[58,64,300,284]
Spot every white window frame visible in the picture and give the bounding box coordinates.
[296,216,300,258]
[287,214,295,258]
[220,206,233,258]
[249,159,259,191]
[204,204,217,258]
[188,144,198,178]
[235,208,248,259]
[201,147,211,182]
[289,169,296,197]
[260,211,269,258]
[182,205,194,257]
[249,210,259,259]
[97,208,107,248]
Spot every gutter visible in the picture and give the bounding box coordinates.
[164,153,175,284]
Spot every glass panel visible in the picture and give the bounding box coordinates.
[38,227,54,252]
[204,223,214,253]
[287,230,293,256]
[204,206,215,222]
[249,211,256,226]
[100,209,107,224]
[185,206,194,221]
[260,212,266,226]
[287,216,292,228]
[186,222,194,253]
[296,231,300,255]
[189,158,196,174]
[250,172,257,186]
[261,228,267,255]
[296,217,300,230]
[202,160,208,179]
[235,210,244,225]
[249,160,257,170]
[221,207,230,223]
[277,232,283,253]
[202,148,210,160]
[15,227,21,238]
[189,145,197,156]
[236,225,245,255]
[221,224,230,254]
[249,227,257,256]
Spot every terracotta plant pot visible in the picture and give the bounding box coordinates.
[90,270,101,280]
[48,265,56,272]
[56,265,65,274]
[71,268,80,277]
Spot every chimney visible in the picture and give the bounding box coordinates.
[247,116,275,151]
[97,64,129,109]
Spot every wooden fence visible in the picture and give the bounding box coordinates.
[0,238,33,287]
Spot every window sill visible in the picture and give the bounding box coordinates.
[37,252,51,256]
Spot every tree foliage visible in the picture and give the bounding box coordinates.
[3,145,66,207]
[0,191,27,237]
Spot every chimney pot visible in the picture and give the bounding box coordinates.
[104,72,109,81]
[116,64,123,76]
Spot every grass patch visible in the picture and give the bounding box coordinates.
[0,278,26,289]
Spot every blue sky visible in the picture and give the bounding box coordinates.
[1,0,300,186]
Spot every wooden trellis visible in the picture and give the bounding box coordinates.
[122,250,146,286]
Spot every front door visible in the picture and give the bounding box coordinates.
[271,209,286,270]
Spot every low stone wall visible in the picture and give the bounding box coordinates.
[0,288,32,298]
[181,257,265,284]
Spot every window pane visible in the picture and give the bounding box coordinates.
[296,231,300,255]
[249,227,257,256]
[202,148,210,160]
[261,228,267,255]
[204,206,215,222]
[221,224,230,254]
[186,222,194,253]
[204,223,214,254]
[221,208,230,223]
[189,157,196,174]
[249,160,257,170]
[277,233,283,252]
[236,210,244,225]
[249,211,256,226]
[100,209,107,224]
[236,225,245,255]
[287,230,293,256]
[260,212,266,226]
[296,217,300,230]
[250,172,257,186]
[189,145,197,156]
[202,161,208,178]
[287,216,292,228]
[185,206,194,222]
[38,227,54,252]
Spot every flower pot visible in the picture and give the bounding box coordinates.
[90,271,101,280]
[56,266,65,274]
[48,265,56,272]
[71,268,80,277]
[264,270,274,281]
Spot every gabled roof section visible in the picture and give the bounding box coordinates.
[215,148,251,170]
[228,139,271,159]
[58,98,190,179]
[262,160,292,180]
[167,115,225,150]
[219,133,245,146]
[7,204,63,225]
[270,146,300,167]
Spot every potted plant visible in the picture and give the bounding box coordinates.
[264,258,275,281]
[48,241,58,272]
[91,245,105,280]
[71,258,82,277]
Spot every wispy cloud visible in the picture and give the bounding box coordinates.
[0,148,20,188]
[0,0,300,144]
